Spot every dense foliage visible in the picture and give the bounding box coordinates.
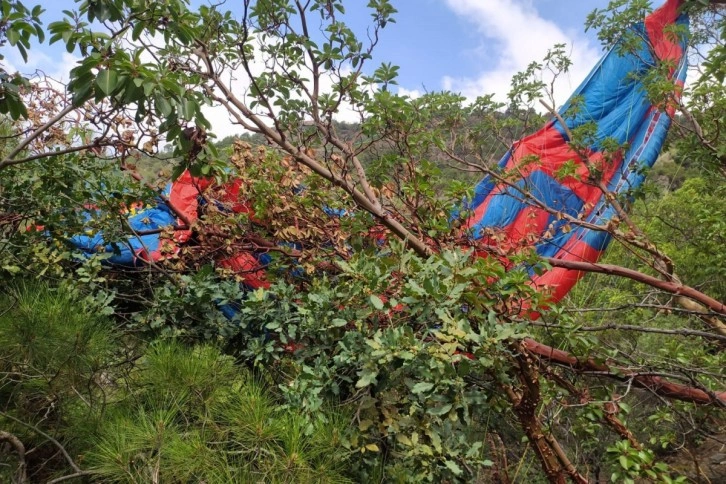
[1,0,725,482]
[0,283,354,482]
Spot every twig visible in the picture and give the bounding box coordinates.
[0,142,115,169]
[529,320,726,343]
[0,411,83,474]
[46,471,96,484]
[523,338,726,406]
[0,431,28,483]
[544,257,726,321]
[0,104,77,171]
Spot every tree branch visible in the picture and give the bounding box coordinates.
[529,320,726,343]
[523,338,726,406]
[0,412,83,474]
[0,104,77,171]
[0,142,115,169]
[543,257,726,321]
[0,431,28,483]
[46,471,95,484]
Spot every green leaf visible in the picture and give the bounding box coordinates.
[142,81,156,97]
[155,94,173,117]
[179,98,197,120]
[411,382,434,394]
[444,460,463,475]
[34,24,45,44]
[6,28,20,46]
[427,403,452,416]
[132,21,146,41]
[95,69,118,95]
[2,265,21,274]
[8,97,26,119]
[369,294,384,310]
[71,79,94,107]
[16,43,27,62]
[396,434,413,446]
[355,368,378,388]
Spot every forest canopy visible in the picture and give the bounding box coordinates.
[1,0,726,482]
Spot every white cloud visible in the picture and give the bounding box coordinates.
[441,0,600,109]
[3,47,80,83]
[397,86,423,99]
[188,33,373,140]
[49,52,82,81]
[201,58,366,140]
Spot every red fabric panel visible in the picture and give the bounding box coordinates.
[530,238,604,303]
[218,252,270,289]
[505,206,552,248]
[466,185,501,229]
[217,178,256,216]
[645,0,685,67]
[169,170,209,243]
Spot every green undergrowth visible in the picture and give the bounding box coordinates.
[0,281,353,483]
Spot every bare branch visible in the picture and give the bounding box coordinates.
[0,104,77,171]
[530,319,726,343]
[523,338,726,406]
[46,471,96,484]
[0,431,28,483]
[0,411,83,474]
[0,142,116,169]
[544,257,726,322]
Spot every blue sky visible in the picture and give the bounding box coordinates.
[4,0,672,136]
[345,0,611,95]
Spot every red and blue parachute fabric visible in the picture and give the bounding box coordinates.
[465,0,689,304]
[68,171,271,291]
[67,0,689,312]
[68,185,179,265]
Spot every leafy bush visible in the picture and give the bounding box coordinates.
[0,282,355,483]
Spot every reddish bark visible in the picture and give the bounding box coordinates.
[507,345,589,484]
[543,258,726,316]
[523,338,726,406]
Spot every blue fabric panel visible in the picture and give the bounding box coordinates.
[524,171,584,215]
[553,23,654,146]
[68,203,177,266]
[323,206,348,217]
[605,63,688,199]
[218,302,242,320]
[257,252,273,266]
[469,170,583,239]
[468,150,511,210]
[553,17,688,150]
